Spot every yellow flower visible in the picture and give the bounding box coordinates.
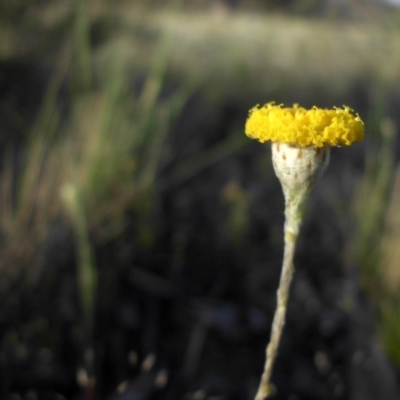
[245,102,364,147]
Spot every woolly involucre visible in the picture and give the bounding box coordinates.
[245,103,364,147]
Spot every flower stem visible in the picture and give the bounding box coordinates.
[254,194,303,400]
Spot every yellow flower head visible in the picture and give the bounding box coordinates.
[245,102,364,147]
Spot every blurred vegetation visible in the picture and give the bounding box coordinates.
[0,0,192,395]
[1,0,400,398]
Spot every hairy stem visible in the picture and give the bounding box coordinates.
[254,195,303,400]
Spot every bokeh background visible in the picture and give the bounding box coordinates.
[1,0,400,399]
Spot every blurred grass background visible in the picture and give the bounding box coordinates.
[1,0,400,399]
